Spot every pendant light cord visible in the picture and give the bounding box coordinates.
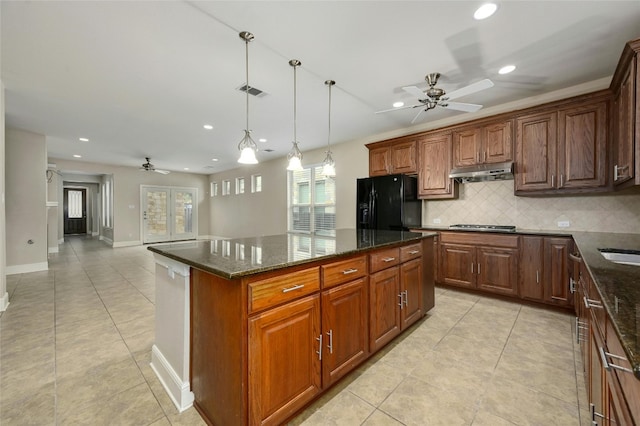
[293,63,297,143]
[245,38,249,132]
[327,82,332,149]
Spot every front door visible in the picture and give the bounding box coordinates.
[64,188,87,234]
[142,186,197,243]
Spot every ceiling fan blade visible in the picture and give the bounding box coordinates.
[402,86,427,99]
[442,102,483,112]
[375,104,423,114]
[155,169,170,175]
[445,79,494,100]
[410,108,425,124]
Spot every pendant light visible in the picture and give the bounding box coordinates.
[237,31,258,165]
[322,80,336,177]
[286,59,304,171]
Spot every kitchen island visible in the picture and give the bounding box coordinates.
[148,229,436,426]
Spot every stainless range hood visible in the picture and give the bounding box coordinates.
[449,161,514,183]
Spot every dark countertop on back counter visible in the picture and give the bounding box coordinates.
[148,228,436,280]
[414,226,573,237]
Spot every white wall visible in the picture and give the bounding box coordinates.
[50,158,211,245]
[0,79,8,309]
[5,128,48,273]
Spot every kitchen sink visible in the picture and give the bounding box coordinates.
[598,248,640,266]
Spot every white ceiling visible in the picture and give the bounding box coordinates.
[2,1,640,175]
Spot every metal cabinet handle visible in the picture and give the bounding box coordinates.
[342,268,358,275]
[575,317,588,344]
[559,174,564,188]
[614,164,619,181]
[536,270,539,284]
[599,346,633,373]
[584,296,603,309]
[403,290,408,307]
[471,263,474,274]
[398,293,404,308]
[316,334,323,360]
[568,253,582,263]
[551,174,555,188]
[408,250,420,255]
[477,263,480,274]
[326,330,333,354]
[282,284,304,293]
[590,403,605,423]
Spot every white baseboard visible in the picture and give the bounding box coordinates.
[99,236,114,246]
[48,247,59,254]
[58,238,64,244]
[113,240,142,248]
[150,345,194,413]
[0,292,9,312]
[6,262,49,275]
[91,231,99,237]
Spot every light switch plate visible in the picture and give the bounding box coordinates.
[433,218,442,224]
[558,221,570,228]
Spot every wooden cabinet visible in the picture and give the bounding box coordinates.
[515,99,608,195]
[439,232,518,297]
[418,133,457,199]
[249,294,322,426]
[368,138,417,176]
[369,265,401,352]
[452,120,513,167]
[610,38,640,188]
[520,236,544,301]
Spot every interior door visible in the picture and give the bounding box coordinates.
[64,188,87,234]
[142,186,197,243]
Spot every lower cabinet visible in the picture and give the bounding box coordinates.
[520,236,573,307]
[369,265,401,352]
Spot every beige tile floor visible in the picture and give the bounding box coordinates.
[1,235,589,425]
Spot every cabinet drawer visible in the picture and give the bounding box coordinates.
[248,267,320,313]
[605,320,640,423]
[440,231,519,248]
[370,247,400,273]
[400,243,422,262]
[322,255,367,289]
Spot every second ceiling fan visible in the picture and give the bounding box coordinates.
[377,73,494,123]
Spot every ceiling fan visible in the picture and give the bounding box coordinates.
[376,73,494,123]
[139,157,170,175]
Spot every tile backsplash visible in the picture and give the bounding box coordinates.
[423,181,640,233]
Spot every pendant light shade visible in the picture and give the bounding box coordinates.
[322,80,336,177]
[237,31,259,165]
[286,59,304,171]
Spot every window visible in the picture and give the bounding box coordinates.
[251,174,262,193]
[288,165,336,235]
[102,176,113,228]
[211,182,218,197]
[222,180,231,196]
[236,177,245,194]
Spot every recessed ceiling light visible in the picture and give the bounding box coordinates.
[78,137,89,142]
[184,167,190,171]
[474,3,497,20]
[393,101,405,108]
[73,154,82,158]
[203,124,213,130]
[498,65,516,74]
[211,158,219,162]
[258,138,267,143]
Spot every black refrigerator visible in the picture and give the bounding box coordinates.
[356,174,422,231]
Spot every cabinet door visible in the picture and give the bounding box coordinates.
[439,243,475,289]
[589,316,606,425]
[369,146,390,176]
[515,111,557,192]
[519,236,544,301]
[543,237,572,307]
[369,266,401,352]
[321,278,369,387]
[483,120,513,164]
[249,295,321,426]
[400,258,423,329]
[452,128,482,167]
[613,57,636,185]
[476,246,518,296]
[418,134,457,199]
[391,140,417,174]
[557,102,608,190]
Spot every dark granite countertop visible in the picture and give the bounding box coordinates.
[415,226,573,237]
[148,229,435,280]
[571,232,640,379]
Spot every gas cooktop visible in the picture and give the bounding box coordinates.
[448,224,517,232]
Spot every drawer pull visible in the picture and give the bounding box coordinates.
[342,268,358,275]
[316,334,322,361]
[599,346,633,373]
[569,253,582,263]
[382,257,396,262]
[408,250,420,255]
[326,330,333,354]
[584,296,603,309]
[282,284,305,293]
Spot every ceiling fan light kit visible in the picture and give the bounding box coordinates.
[237,31,259,165]
[140,157,170,174]
[286,59,304,172]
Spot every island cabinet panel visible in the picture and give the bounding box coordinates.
[370,247,400,273]
[321,255,367,289]
[321,277,369,387]
[248,267,320,313]
[400,258,423,328]
[248,294,321,426]
[369,266,401,352]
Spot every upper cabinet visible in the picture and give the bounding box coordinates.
[367,137,417,176]
[610,38,640,188]
[515,96,609,195]
[417,133,457,199]
[452,120,513,167]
